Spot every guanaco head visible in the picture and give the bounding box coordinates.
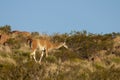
[54,41,68,49]
[61,42,68,49]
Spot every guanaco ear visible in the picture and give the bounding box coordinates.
[63,42,66,45]
[63,39,67,45]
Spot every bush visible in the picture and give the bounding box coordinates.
[46,55,57,63]
[0,25,11,33]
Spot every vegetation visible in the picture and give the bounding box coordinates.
[0,25,11,33]
[0,25,120,80]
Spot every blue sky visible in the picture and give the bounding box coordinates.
[0,0,120,34]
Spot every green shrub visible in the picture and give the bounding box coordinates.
[111,57,120,64]
[46,55,57,63]
[0,25,11,33]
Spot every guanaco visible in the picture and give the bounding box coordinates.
[27,38,68,63]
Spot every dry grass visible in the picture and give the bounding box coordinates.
[0,56,16,66]
[0,50,120,80]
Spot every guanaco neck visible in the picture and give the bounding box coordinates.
[52,43,63,50]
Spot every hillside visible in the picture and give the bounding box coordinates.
[0,25,120,80]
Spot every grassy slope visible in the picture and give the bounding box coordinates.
[0,26,120,80]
